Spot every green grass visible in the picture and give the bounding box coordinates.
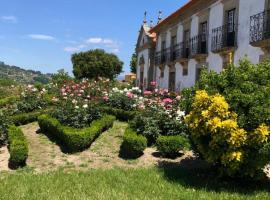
[0,167,269,200]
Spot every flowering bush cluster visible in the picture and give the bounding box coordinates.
[185,90,270,177]
[15,84,47,114]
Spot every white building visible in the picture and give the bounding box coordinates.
[136,0,270,91]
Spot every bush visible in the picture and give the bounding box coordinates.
[0,110,11,145]
[7,126,28,168]
[156,135,190,157]
[185,90,270,178]
[197,59,270,131]
[53,102,102,129]
[38,114,115,152]
[10,109,52,126]
[120,127,147,158]
[0,96,18,108]
[99,106,137,121]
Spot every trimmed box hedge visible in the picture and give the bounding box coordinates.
[99,106,137,121]
[7,125,28,168]
[156,135,190,157]
[120,127,147,158]
[38,114,116,153]
[10,108,53,126]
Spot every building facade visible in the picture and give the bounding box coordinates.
[136,0,270,91]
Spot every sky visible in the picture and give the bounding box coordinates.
[0,0,187,76]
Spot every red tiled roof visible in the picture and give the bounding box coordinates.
[149,0,200,33]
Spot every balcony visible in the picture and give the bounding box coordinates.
[211,25,237,53]
[155,48,170,65]
[250,10,270,47]
[190,34,208,60]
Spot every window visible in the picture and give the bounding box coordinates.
[200,22,208,53]
[184,30,190,57]
[226,8,236,47]
[171,35,177,47]
[183,65,188,76]
[160,69,164,78]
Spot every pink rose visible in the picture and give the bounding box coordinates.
[144,90,152,96]
[163,98,173,104]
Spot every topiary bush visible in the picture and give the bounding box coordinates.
[120,127,147,159]
[185,90,270,178]
[7,125,28,168]
[99,106,137,121]
[38,114,115,153]
[156,135,190,158]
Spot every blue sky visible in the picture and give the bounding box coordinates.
[0,0,186,76]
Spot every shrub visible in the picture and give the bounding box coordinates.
[7,126,28,168]
[98,106,137,121]
[105,90,136,111]
[156,135,190,157]
[120,127,147,158]
[38,114,115,152]
[185,90,270,178]
[197,59,270,131]
[0,96,18,108]
[0,110,11,145]
[10,109,52,126]
[53,102,102,129]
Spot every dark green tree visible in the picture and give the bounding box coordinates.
[52,69,72,85]
[130,52,137,74]
[72,49,123,80]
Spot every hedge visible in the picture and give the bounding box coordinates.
[10,108,53,126]
[38,114,116,153]
[7,125,28,168]
[120,127,147,158]
[0,96,18,108]
[99,106,137,121]
[156,135,190,157]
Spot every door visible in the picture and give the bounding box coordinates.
[227,9,236,47]
[200,22,208,54]
[169,71,176,91]
[184,30,190,58]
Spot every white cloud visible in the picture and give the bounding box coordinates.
[64,37,120,53]
[64,47,80,52]
[86,37,103,44]
[28,34,55,41]
[1,16,17,23]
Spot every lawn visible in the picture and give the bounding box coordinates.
[0,167,269,200]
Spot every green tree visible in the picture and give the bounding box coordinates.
[72,49,123,80]
[52,69,72,85]
[130,52,137,74]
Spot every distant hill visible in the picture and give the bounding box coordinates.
[0,61,52,84]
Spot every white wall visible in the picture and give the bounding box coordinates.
[234,0,264,64]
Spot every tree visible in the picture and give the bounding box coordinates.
[72,49,123,80]
[52,69,72,85]
[130,52,137,74]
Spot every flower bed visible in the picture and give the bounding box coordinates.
[38,114,116,153]
[7,125,28,168]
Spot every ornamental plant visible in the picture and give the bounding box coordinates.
[185,90,270,178]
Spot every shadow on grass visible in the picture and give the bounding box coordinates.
[36,129,76,154]
[158,157,270,195]
[152,151,184,160]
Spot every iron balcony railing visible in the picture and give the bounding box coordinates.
[211,24,237,52]
[155,42,190,65]
[155,47,171,65]
[190,34,208,57]
[250,10,270,43]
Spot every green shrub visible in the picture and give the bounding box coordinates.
[99,106,137,121]
[10,109,52,126]
[0,96,18,108]
[197,59,270,131]
[7,126,28,168]
[120,127,147,158]
[38,114,115,152]
[156,135,190,157]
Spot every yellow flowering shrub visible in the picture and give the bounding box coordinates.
[185,90,270,177]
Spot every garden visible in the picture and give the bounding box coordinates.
[0,56,270,199]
